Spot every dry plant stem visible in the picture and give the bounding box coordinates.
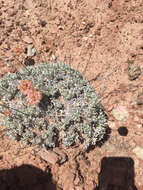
[0,103,30,117]
[0,50,18,73]
[88,73,101,83]
[6,56,30,74]
[63,54,72,67]
[76,48,85,70]
[41,33,51,62]
[49,0,54,12]
[12,54,31,73]
[17,28,45,63]
[0,110,23,122]
[26,27,48,63]
[0,47,30,74]
[0,86,11,94]
[88,65,120,103]
[89,65,119,83]
[68,54,72,66]
[82,43,95,75]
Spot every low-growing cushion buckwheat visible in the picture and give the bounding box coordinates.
[0,61,108,150]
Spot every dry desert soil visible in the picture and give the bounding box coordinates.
[0,0,143,190]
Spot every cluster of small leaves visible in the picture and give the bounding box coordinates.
[0,62,108,150]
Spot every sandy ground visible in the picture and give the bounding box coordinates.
[0,0,143,189]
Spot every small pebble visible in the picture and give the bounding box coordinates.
[27,44,36,57]
[39,20,47,27]
[51,54,57,62]
[112,105,129,121]
[38,150,60,164]
[137,88,143,105]
[23,36,33,44]
[24,57,35,66]
[133,146,143,160]
[127,60,141,80]
[117,126,128,136]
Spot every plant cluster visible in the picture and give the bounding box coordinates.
[0,62,108,150]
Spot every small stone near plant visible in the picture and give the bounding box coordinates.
[27,44,36,57]
[137,88,143,105]
[112,105,129,122]
[133,146,143,160]
[127,60,141,80]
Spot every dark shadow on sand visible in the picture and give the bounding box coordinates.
[95,157,137,190]
[0,164,57,190]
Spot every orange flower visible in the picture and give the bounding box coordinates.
[19,80,34,95]
[26,90,42,105]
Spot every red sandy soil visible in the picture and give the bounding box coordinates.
[0,0,143,189]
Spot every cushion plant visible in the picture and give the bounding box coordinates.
[0,62,108,150]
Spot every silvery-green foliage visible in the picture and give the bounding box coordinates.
[0,62,108,150]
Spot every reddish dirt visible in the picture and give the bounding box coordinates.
[0,0,143,189]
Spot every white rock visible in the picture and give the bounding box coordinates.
[132,146,143,160]
[108,121,116,129]
[51,54,57,61]
[112,105,129,121]
[27,44,36,57]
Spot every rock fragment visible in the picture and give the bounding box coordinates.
[112,105,129,121]
[137,88,143,105]
[27,44,36,57]
[23,36,33,44]
[38,150,59,165]
[53,148,67,164]
[39,20,47,27]
[38,149,67,165]
[127,60,141,80]
[133,146,143,160]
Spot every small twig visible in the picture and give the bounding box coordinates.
[88,73,101,83]
[0,86,11,94]
[49,0,53,12]
[0,103,30,117]
[82,43,95,75]
[0,103,37,128]
[0,47,30,76]
[0,109,23,122]
[26,27,48,63]
[11,54,31,73]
